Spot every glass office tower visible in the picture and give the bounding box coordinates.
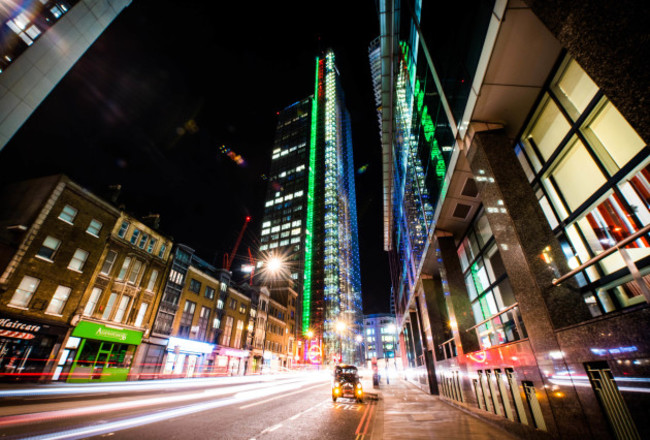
[260,50,363,365]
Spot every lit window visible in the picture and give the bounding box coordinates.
[134,303,149,327]
[84,287,102,316]
[58,205,78,224]
[45,286,71,315]
[130,229,141,245]
[261,229,270,235]
[9,276,40,308]
[146,269,159,291]
[158,243,167,259]
[291,228,301,236]
[37,236,61,260]
[86,219,102,237]
[102,293,118,320]
[147,238,157,253]
[100,250,117,275]
[294,191,303,198]
[262,221,271,228]
[68,249,89,271]
[113,295,131,323]
[138,233,148,249]
[117,257,132,280]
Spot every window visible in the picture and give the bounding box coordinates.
[158,243,167,259]
[179,301,196,337]
[83,287,102,316]
[221,316,234,346]
[102,293,118,320]
[117,257,132,280]
[551,58,599,119]
[100,251,117,275]
[118,221,129,238]
[134,303,149,327]
[147,238,157,253]
[68,249,89,272]
[198,306,210,339]
[239,304,246,314]
[86,219,102,237]
[205,286,215,299]
[232,320,244,348]
[45,286,71,315]
[217,299,224,309]
[189,279,202,293]
[229,299,237,310]
[113,295,131,323]
[130,229,141,245]
[58,205,77,224]
[146,269,159,291]
[138,233,148,249]
[9,276,40,308]
[37,236,61,261]
[127,259,143,284]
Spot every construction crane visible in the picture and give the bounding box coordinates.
[223,215,251,271]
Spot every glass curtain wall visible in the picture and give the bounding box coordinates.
[516,56,649,315]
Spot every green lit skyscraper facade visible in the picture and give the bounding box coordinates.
[260,50,363,365]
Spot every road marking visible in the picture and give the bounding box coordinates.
[238,382,324,409]
[355,401,376,438]
[261,423,282,434]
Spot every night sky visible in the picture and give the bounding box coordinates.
[0,1,391,313]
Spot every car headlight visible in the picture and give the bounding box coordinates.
[356,383,362,389]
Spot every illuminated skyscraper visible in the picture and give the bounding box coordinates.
[259,50,363,365]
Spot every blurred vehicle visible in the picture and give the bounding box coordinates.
[332,364,363,403]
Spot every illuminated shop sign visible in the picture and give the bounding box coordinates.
[167,336,214,354]
[590,346,638,356]
[0,318,42,333]
[72,321,142,345]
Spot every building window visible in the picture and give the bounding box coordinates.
[86,219,102,237]
[198,306,210,340]
[117,257,132,281]
[158,243,167,259]
[9,276,40,308]
[127,259,143,284]
[68,249,89,272]
[45,285,71,315]
[130,229,141,245]
[217,299,224,309]
[134,303,149,327]
[179,300,196,337]
[113,295,131,323]
[239,304,246,314]
[147,238,157,253]
[118,221,129,238]
[146,269,159,291]
[138,233,148,249]
[37,236,61,261]
[189,279,201,293]
[100,251,117,276]
[102,293,118,320]
[221,316,234,346]
[58,205,77,224]
[229,299,237,310]
[205,286,215,299]
[232,320,244,349]
[83,287,102,316]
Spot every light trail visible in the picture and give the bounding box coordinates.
[15,376,329,440]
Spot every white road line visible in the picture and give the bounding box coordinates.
[238,382,325,409]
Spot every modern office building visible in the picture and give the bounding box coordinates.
[373,0,648,439]
[259,50,363,365]
[363,313,398,366]
[0,0,131,150]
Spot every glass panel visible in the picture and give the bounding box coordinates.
[582,100,645,172]
[475,213,492,247]
[10,276,40,307]
[46,286,71,314]
[102,293,118,320]
[619,162,650,227]
[114,296,130,323]
[493,279,516,309]
[525,96,571,160]
[548,138,607,211]
[83,287,102,316]
[552,58,598,117]
[515,143,536,181]
[485,244,506,281]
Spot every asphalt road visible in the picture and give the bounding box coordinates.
[0,373,376,440]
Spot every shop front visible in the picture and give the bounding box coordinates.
[0,313,68,382]
[162,336,214,378]
[66,321,143,383]
[215,347,250,376]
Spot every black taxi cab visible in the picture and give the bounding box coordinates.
[332,364,363,403]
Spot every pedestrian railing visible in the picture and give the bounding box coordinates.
[439,337,457,360]
[466,303,527,350]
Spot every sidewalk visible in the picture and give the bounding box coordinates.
[363,375,521,440]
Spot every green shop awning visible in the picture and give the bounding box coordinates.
[72,321,143,345]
